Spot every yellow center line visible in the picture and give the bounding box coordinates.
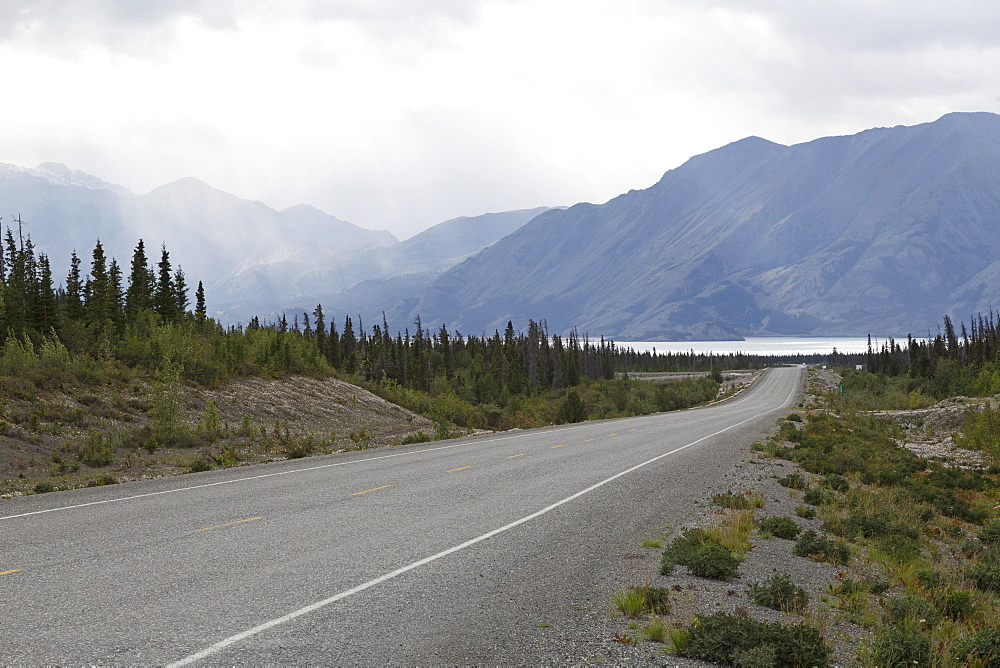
[609,433,618,436]
[507,453,526,459]
[550,444,566,449]
[446,466,471,473]
[627,429,638,432]
[192,517,263,533]
[0,569,21,576]
[352,485,392,496]
[584,438,595,442]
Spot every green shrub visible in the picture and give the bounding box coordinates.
[87,474,118,487]
[33,481,55,494]
[843,511,919,540]
[188,456,213,473]
[979,519,1000,544]
[935,589,973,621]
[79,431,115,467]
[556,388,588,423]
[778,473,808,490]
[802,487,827,505]
[285,436,317,459]
[969,553,1000,592]
[914,568,943,588]
[758,516,801,540]
[796,504,817,519]
[868,627,931,667]
[824,473,850,492]
[953,628,1000,666]
[885,595,939,627]
[793,530,851,564]
[712,490,762,510]
[749,573,808,613]
[678,612,830,667]
[661,529,740,580]
[398,431,432,445]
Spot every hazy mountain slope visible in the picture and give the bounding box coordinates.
[212,207,550,322]
[0,162,131,274]
[0,165,396,298]
[405,112,1000,339]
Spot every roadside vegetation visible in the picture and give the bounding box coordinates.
[609,314,1000,665]
[0,221,764,496]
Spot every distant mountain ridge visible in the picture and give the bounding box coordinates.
[0,160,551,325]
[5,112,998,341]
[400,112,1000,339]
[0,164,396,291]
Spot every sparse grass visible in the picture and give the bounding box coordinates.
[611,585,671,618]
[643,616,667,643]
[707,508,756,559]
[711,489,765,510]
[796,504,817,519]
[641,537,662,549]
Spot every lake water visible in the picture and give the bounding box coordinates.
[616,336,894,356]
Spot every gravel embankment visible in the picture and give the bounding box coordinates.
[603,424,877,665]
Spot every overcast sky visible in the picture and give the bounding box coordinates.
[3,1,998,239]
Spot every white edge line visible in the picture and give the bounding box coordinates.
[2,368,786,523]
[167,378,798,667]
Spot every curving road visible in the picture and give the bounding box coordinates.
[0,365,803,665]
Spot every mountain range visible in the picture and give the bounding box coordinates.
[399,112,1000,339]
[2,111,999,340]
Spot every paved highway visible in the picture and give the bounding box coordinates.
[0,365,803,664]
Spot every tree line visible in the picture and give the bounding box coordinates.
[0,220,771,428]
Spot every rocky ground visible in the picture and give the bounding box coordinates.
[0,375,434,497]
[599,366,996,665]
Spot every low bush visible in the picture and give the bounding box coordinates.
[758,516,801,540]
[675,612,830,667]
[796,504,817,519]
[953,628,1000,666]
[979,519,1000,544]
[867,627,931,667]
[661,529,740,580]
[711,490,763,510]
[778,472,808,490]
[802,487,827,505]
[935,589,973,621]
[969,552,1000,591]
[885,595,939,627]
[749,573,809,613]
[793,530,851,564]
[824,473,850,492]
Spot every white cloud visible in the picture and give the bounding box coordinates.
[0,0,998,238]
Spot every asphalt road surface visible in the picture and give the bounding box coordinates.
[1,365,803,665]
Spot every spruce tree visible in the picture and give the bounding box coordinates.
[153,244,177,320]
[34,254,58,332]
[173,266,188,317]
[125,239,154,319]
[194,281,206,323]
[312,304,326,357]
[65,251,85,322]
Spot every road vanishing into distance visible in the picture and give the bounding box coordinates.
[1,366,803,665]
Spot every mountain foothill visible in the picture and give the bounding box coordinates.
[3,111,998,341]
